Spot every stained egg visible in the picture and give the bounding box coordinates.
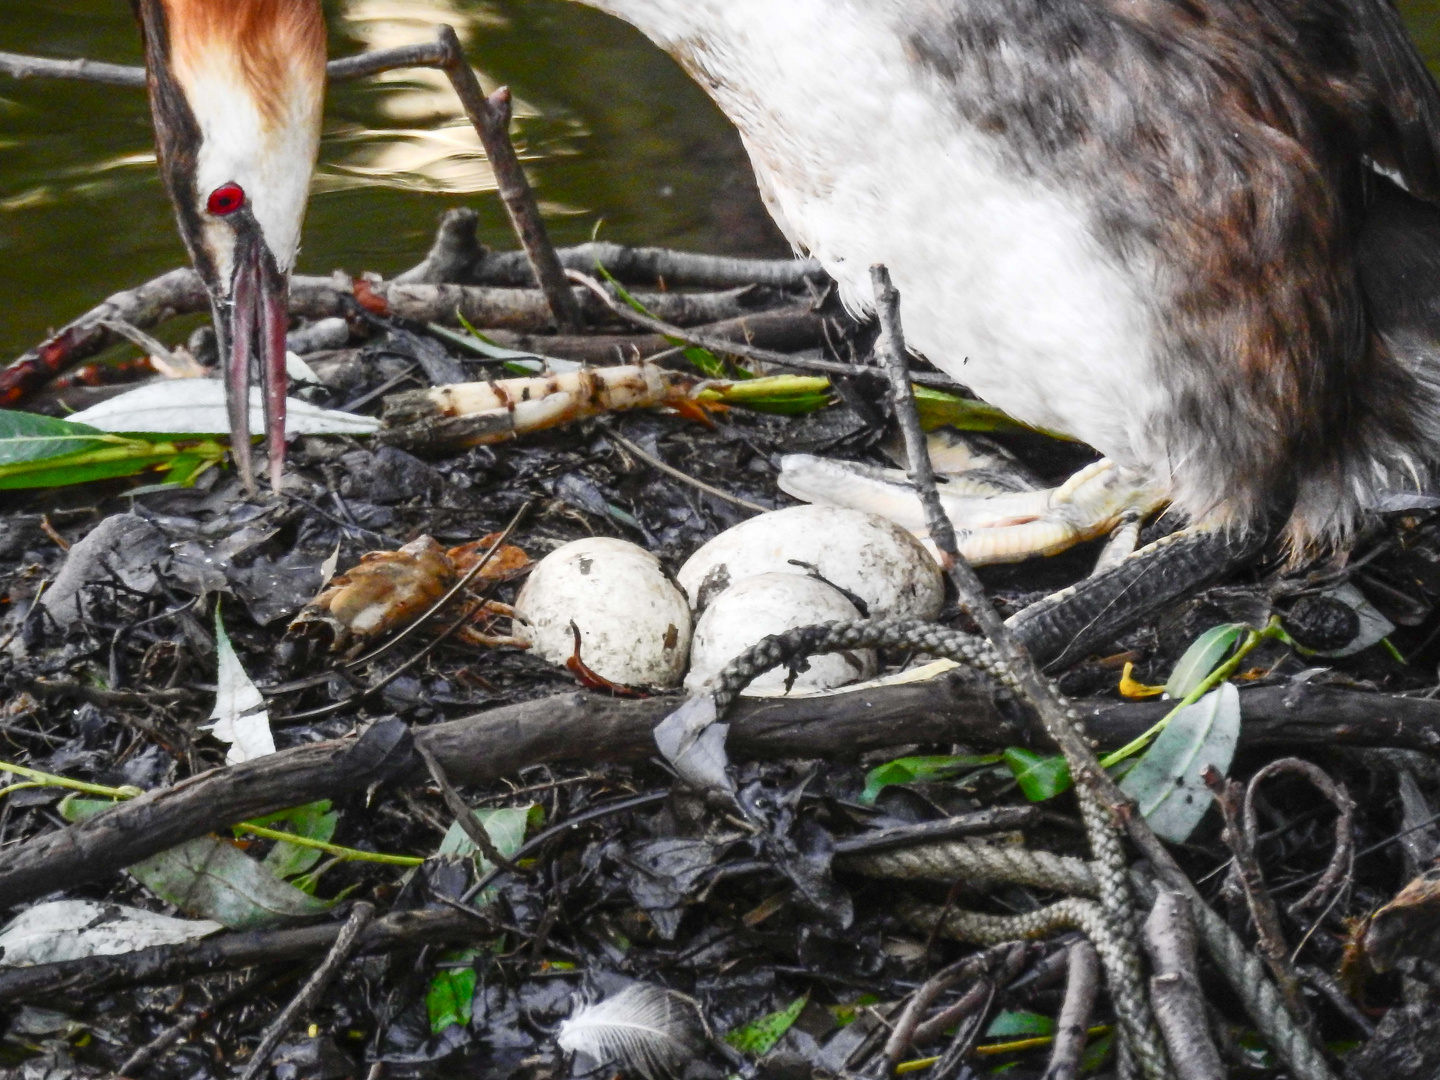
[684,572,878,694]
[677,505,944,618]
[513,537,691,688]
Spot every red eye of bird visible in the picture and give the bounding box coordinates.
[206,183,246,216]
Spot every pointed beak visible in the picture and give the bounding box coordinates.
[220,235,289,493]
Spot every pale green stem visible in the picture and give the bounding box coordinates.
[1098,618,1284,769]
[0,759,143,800]
[0,757,423,867]
[231,822,424,867]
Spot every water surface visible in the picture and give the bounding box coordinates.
[4,1,1440,363]
[0,0,784,360]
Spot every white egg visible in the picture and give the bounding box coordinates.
[514,537,691,688]
[684,573,877,694]
[677,505,944,619]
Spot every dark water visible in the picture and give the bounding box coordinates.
[0,0,785,361]
[4,1,1440,364]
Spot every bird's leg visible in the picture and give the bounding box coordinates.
[777,452,1168,567]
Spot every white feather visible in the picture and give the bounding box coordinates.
[555,983,704,1079]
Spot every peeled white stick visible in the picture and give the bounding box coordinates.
[1143,891,1225,1080]
[1042,941,1100,1080]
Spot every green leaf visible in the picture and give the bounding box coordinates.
[0,410,111,464]
[912,387,1072,441]
[860,753,1001,805]
[594,261,729,377]
[58,795,117,821]
[244,800,339,879]
[1165,623,1246,699]
[0,422,228,490]
[985,1011,1054,1038]
[725,994,808,1055]
[62,795,334,928]
[436,805,534,874]
[1004,748,1072,801]
[1080,1031,1113,1073]
[440,316,581,374]
[1118,683,1241,842]
[125,836,336,928]
[426,949,480,1033]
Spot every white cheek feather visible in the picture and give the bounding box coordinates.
[175,57,322,275]
[580,0,1165,474]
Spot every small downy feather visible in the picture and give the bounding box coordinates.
[555,982,705,1078]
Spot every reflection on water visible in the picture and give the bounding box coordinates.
[0,0,783,360]
[4,2,1440,363]
[322,0,515,196]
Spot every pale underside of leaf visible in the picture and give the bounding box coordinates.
[205,607,274,765]
[1119,682,1242,843]
[66,380,381,436]
[0,900,222,967]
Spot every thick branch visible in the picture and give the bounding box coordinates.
[0,674,1017,912]
[0,670,1437,915]
[0,270,802,406]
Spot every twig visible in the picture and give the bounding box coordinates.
[1042,941,1099,1080]
[1203,768,1315,1035]
[832,807,1040,856]
[460,789,668,903]
[0,905,484,1005]
[118,968,278,1077]
[927,981,996,1080]
[237,902,375,1080]
[0,41,458,88]
[1241,757,1354,916]
[99,318,183,370]
[867,263,1166,1080]
[432,27,582,332]
[414,739,522,875]
[1143,892,1224,1080]
[603,426,769,513]
[880,948,1006,1072]
[567,270,960,388]
[0,50,146,86]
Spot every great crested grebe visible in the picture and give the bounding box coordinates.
[134,0,326,492]
[570,0,1440,565]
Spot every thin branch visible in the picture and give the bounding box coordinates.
[415,739,523,875]
[1241,757,1354,916]
[117,968,278,1077]
[431,27,583,332]
[0,50,146,86]
[1143,892,1224,1080]
[603,425,770,514]
[237,902,375,1080]
[567,269,961,388]
[1,28,582,334]
[1204,768,1315,1036]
